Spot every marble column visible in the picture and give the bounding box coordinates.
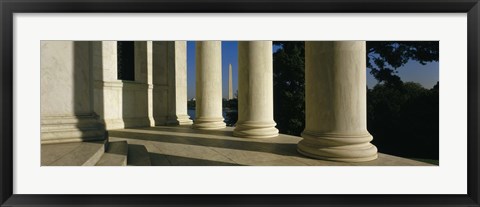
[193,41,226,130]
[152,41,192,126]
[298,41,378,162]
[233,41,278,138]
[41,41,106,144]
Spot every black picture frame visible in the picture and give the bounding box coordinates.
[1,0,479,206]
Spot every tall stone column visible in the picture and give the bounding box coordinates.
[298,41,377,162]
[233,41,278,138]
[152,41,192,126]
[193,41,226,130]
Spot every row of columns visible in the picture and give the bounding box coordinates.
[192,41,377,162]
[192,41,278,138]
[40,40,377,162]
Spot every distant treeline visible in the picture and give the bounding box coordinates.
[368,81,439,160]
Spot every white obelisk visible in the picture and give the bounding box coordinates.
[228,63,233,100]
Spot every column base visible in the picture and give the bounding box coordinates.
[166,114,193,126]
[297,130,378,162]
[153,116,168,126]
[177,114,193,125]
[41,114,106,144]
[233,121,279,138]
[193,117,226,130]
[103,118,125,130]
[123,117,152,128]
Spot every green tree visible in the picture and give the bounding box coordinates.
[273,41,305,136]
[368,81,439,160]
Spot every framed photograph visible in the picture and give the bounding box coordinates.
[1,0,479,206]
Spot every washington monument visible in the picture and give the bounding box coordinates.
[228,63,233,100]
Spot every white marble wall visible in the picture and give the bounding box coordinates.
[41,41,91,116]
[152,41,170,125]
[91,41,124,130]
[91,41,155,129]
[121,41,152,128]
[41,41,105,144]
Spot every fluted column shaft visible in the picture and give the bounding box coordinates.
[298,41,378,162]
[193,41,226,129]
[233,41,278,138]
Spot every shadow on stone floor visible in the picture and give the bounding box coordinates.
[108,130,300,157]
[141,126,236,137]
[149,153,244,166]
[127,144,151,166]
[107,127,434,166]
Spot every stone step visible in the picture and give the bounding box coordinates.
[95,141,128,166]
[41,114,102,125]
[44,140,107,166]
[127,144,152,166]
[41,128,105,144]
[41,115,106,144]
[42,124,104,132]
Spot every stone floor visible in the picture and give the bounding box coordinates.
[106,126,432,166]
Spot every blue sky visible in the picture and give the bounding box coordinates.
[374,59,439,89]
[187,41,439,99]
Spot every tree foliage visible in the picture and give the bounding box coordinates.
[223,98,238,127]
[273,41,305,136]
[367,41,439,86]
[368,81,439,159]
